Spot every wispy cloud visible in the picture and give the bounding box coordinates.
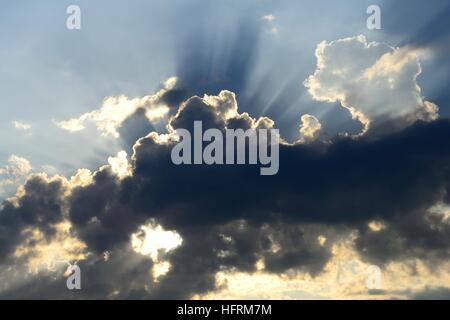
[12,121,32,131]
[0,155,32,188]
[262,14,275,22]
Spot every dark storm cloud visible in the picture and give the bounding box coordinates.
[61,94,450,298]
[125,97,450,275]
[130,108,450,230]
[0,174,67,263]
[2,88,450,298]
[69,168,149,254]
[355,209,450,266]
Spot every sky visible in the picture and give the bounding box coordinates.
[0,0,450,299]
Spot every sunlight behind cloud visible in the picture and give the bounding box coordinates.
[55,77,177,138]
[131,222,183,261]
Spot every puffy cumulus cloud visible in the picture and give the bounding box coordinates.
[0,155,33,194]
[168,90,239,133]
[297,114,324,144]
[104,151,132,180]
[0,155,32,181]
[55,77,183,138]
[304,35,439,135]
[2,80,450,298]
[69,168,94,188]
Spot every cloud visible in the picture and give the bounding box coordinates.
[297,114,324,143]
[131,222,182,261]
[261,14,278,34]
[262,14,275,22]
[104,151,132,180]
[13,221,87,274]
[12,121,31,131]
[0,155,33,190]
[304,35,439,134]
[131,221,182,281]
[0,155,32,178]
[55,77,179,138]
[0,173,68,267]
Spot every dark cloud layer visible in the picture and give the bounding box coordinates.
[1,88,450,298]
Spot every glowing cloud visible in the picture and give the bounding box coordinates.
[131,222,183,261]
[298,114,323,143]
[304,35,438,134]
[56,77,178,138]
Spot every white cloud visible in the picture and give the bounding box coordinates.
[131,221,182,281]
[131,222,183,261]
[106,150,132,179]
[0,155,33,193]
[202,90,239,120]
[304,35,438,134]
[0,155,32,182]
[69,168,94,188]
[12,121,31,131]
[55,77,178,138]
[298,114,323,143]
